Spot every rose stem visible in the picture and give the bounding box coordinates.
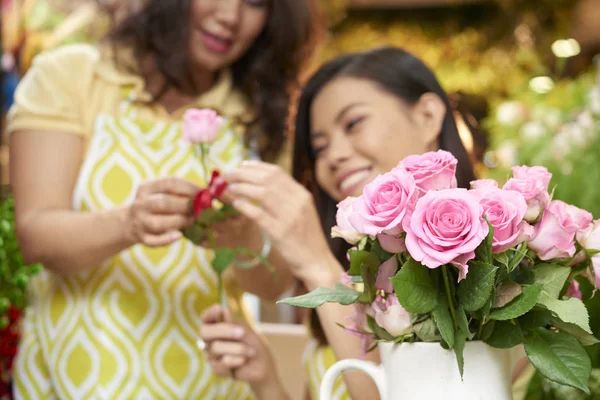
[442,265,458,330]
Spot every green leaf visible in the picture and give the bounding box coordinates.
[523,328,592,393]
[518,310,553,331]
[212,248,236,275]
[479,320,496,342]
[485,320,524,348]
[432,295,455,348]
[348,250,380,276]
[493,280,522,308]
[507,243,527,273]
[367,315,396,341]
[458,261,497,312]
[454,330,468,378]
[358,264,377,304]
[489,283,543,321]
[551,318,600,347]
[413,318,440,342]
[350,276,364,283]
[456,306,473,338]
[537,296,592,334]
[181,223,208,244]
[392,258,439,313]
[531,263,571,299]
[278,284,360,308]
[370,240,393,263]
[475,220,494,264]
[494,252,510,269]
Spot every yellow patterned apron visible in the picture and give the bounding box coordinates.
[13,91,255,400]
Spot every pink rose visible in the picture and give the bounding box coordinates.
[340,272,352,286]
[182,108,225,144]
[472,188,534,253]
[576,220,600,288]
[371,295,412,337]
[404,189,489,281]
[375,256,398,293]
[566,280,583,300]
[528,200,593,260]
[397,150,458,193]
[331,197,366,245]
[470,179,499,190]
[503,166,552,222]
[349,169,418,236]
[377,233,406,253]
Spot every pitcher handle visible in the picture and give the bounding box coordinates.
[319,359,387,400]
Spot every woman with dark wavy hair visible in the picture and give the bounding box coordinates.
[7,1,317,398]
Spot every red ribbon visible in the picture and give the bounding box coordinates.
[192,170,228,218]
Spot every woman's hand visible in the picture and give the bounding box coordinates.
[224,161,339,287]
[125,177,199,247]
[200,305,288,399]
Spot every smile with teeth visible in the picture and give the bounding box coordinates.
[339,169,371,192]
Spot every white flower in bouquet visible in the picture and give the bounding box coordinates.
[496,101,526,126]
[520,121,546,141]
[331,197,366,245]
[371,295,412,337]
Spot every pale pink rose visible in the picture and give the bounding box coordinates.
[344,303,375,358]
[377,234,406,253]
[404,189,489,281]
[182,108,225,143]
[576,219,600,288]
[340,272,352,286]
[529,200,593,260]
[503,166,552,222]
[472,188,534,253]
[470,179,499,190]
[566,280,583,300]
[349,169,418,236]
[372,295,412,337]
[331,197,366,245]
[397,150,458,193]
[375,257,398,293]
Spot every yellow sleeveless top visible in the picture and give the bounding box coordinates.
[8,45,255,399]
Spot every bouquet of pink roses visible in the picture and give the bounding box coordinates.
[281,150,599,393]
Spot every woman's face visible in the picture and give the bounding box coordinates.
[310,76,445,202]
[189,0,268,72]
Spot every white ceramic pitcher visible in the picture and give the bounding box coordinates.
[320,341,514,400]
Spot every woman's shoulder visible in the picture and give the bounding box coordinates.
[30,44,102,75]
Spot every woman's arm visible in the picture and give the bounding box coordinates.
[10,130,198,274]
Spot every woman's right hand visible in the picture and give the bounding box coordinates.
[125,177,200,247]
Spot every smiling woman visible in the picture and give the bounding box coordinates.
[6,0,318,399]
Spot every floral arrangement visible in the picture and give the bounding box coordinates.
[282,150,599,393]
[180,109,272,301]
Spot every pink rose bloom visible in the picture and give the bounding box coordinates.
[529,200,593,260]
[503,166,552,222]
[344,304,375,358]
[397,150,458,193]
[470,179,499,190]
[349,169,418,236]
[371,295,412,337]
[566,280,583,300]
[331,197,366,245]
[375,257,398,293]
[377,233,406,253]
[404,189,489,281]
[472,188,534,253]
[577,220,600,288]
[182,108,225,144]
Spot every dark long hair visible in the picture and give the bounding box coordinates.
[292,47,476,344]
[108,0,318,162]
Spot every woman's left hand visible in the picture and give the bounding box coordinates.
[224,161,338,287]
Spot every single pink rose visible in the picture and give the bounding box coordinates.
[344,303,375,358]
[472,187,534,253]
[528,200,593,260]
[404,189,489,281]
[470,179,499,190]
[503,166,552,222]
[566,280,583,300]
[375,256,398,293]
[182,108,225,144]
[349,169,418,236]
[371,295,412,337]
[377,233,406,253]
[397,150,458,193]
[331,197,366,244]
